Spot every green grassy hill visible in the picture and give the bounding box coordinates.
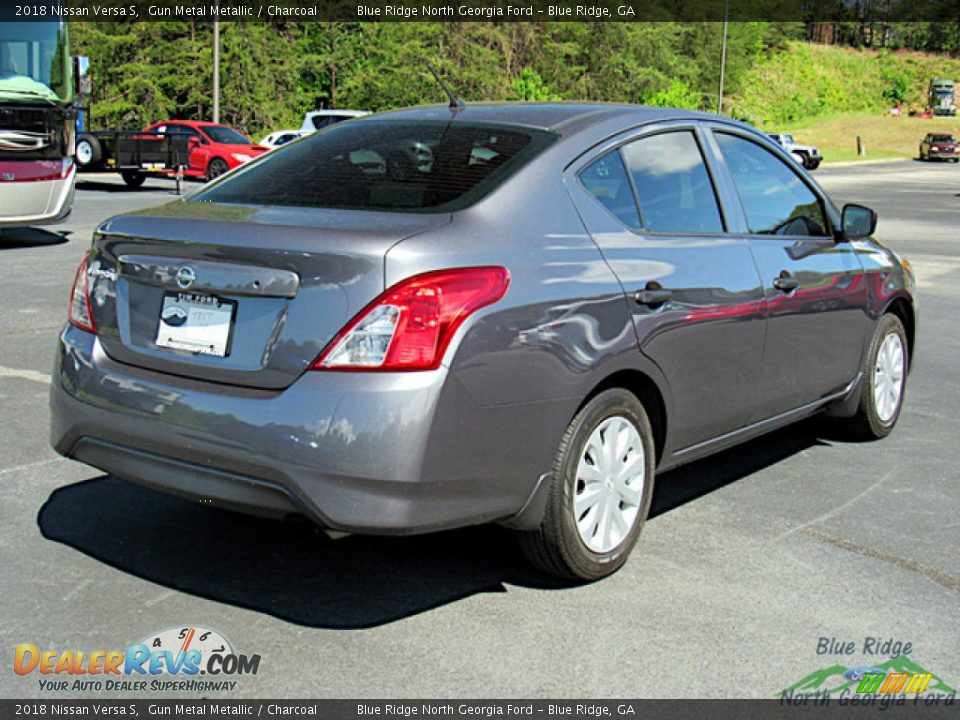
[734,41,960,128]
[792,113,960,162]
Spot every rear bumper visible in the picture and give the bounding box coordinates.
[0,166,74,227]
[50,325,554,534]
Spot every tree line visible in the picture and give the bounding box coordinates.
[71,21,959,137]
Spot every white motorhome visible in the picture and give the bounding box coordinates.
[0,21,86,227]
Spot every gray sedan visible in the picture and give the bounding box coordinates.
[50,103,916,580]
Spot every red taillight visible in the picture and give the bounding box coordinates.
[312,266,510,371]
[68,254,96,333]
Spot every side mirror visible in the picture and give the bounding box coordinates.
[840,204,877,241]
[73,56,91,99]
[188,137,202,147]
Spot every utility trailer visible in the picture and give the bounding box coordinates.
[76,128,190,192]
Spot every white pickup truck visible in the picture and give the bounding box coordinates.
[768,133,822,170]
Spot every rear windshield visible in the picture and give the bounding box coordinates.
[193,120,557,213]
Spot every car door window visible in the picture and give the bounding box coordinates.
[168,124,202,142]
[578,151,641,230]
[715,132,828,237]
[620,130,724,234]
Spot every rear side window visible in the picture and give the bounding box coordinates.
[578,152,641,230]
[311,116,339,130]
[196,120,557,213]
[620,131,724,234]
[715,133,828,237]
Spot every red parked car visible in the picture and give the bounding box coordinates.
[143,120,269,181]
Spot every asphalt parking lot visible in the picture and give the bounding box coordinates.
[1,162,958,698]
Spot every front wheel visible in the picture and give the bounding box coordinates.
[844,314,909,439]
[519,389,656,581]
[206,158,229,182]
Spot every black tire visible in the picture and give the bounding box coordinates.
[75,134,102,168]
[519,388,656,581]
[806,158,821,170]
[120,170,146,188]
[844,314,909,440]
[206,158,229,182]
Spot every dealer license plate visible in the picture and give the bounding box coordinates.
[155,292,236,357]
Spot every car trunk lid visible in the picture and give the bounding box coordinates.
[88,201,449,390]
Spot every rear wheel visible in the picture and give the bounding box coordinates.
[206,158,229,182]
[791,151,806,166]
[844,314,908,439]
[121,170,146,188]
[520,388,655,581]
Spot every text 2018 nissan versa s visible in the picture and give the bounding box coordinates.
[50,104,916,580]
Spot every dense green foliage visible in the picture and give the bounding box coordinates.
[70,21,800,135]
[70,21,960,138]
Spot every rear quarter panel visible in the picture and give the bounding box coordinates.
[384,139,665,496]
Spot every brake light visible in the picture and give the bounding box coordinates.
[68,253,96,333]
[312,266,510,371]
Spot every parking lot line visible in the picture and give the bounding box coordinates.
[0,364,50,384]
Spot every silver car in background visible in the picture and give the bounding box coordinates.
[51,104,916,580]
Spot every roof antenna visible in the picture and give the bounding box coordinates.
[427,66,465,112]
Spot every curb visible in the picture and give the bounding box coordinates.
[821,158,912,168]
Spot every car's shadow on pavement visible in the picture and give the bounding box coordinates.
[0,227,70,248]
[38,417,835,629]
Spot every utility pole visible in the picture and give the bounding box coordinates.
[213,19,220,123]
[718,4,729,115]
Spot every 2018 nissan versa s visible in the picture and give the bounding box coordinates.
[50,104,916,580]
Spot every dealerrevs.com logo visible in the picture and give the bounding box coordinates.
[14,626,261,693]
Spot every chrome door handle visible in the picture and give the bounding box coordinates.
[635,289,673,306]
[773,273,799,292]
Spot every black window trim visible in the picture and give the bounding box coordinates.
[574,122,731,237]
[708,126,837,241]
